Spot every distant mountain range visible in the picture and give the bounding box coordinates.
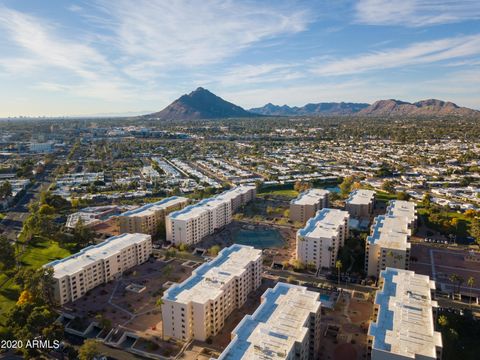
[143,88,480,120]
[357,99,479,117]
[249,102,370,116]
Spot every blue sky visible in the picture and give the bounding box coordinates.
[0,0,479,116]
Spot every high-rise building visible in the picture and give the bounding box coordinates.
[162,244,262,341]
[346,189,375,218]
[368,268,442,360]
[118,196,189,236]
[365,200,416,278]
[290,188,329,224]
[296,208,349,269]
[166,186,255,245]
[45,233,152,305]
[217,283,322,360]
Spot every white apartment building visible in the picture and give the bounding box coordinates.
[346,189,375,218]
[217,185,256,212]
[162,244,262,341]
[45,233,152,305]
[385,200,417,231]
[166,186,255,245]
[296,208,349,270]
[290,188,329,224]
[365,200,417,278]
[368,268,442,360]
[217,283,322,360]
[118,196,189,236]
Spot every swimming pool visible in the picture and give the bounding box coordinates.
[233,228,285,249]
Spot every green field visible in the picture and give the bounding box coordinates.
[0,239,71,327]
[257,189,299,198]
[375,191,397,202]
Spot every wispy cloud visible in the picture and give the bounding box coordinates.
[355,0,480,27]
[311,34,480,76]
[93,0,312,78]
[0,6,109,80]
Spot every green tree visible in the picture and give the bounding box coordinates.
[209,245,221,256]
[438,314,448,327]
[73,217,95,248]
[0,180,12,199]
[470,217,480,246]
[78,339,100,360]
[0,235,15,270]
[339,176,354,197]
[335,260,342,285]
[381,180,395,193]
[467,276,475,307]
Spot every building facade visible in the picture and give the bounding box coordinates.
[118,196,189,236]
[162,244,262,341]
[365,200,416,278]
[45,233,152,305]
[290,188,329,224]
[166,186,255,245]
[296,208,349,270]
[217,283,322,360]
[346,189,375,218]
[368,268,442,360]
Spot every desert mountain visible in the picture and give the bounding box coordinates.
[249,102,369,116]
[144,87,256,120]
[358,99,479,117]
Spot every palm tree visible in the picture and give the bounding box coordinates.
[467,276,475,307]
[335,260,342,286]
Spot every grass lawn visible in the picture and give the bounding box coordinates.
[257,189,299,198]
[375,191,397,202]
[418,207,472,238]
[18,239,72,268]
[0,239,72,327]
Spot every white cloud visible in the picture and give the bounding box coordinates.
[355,0,480,27]
[311,34,480,76]
[0,6,109,80]
[93,0,312,77]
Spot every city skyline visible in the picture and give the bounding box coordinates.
[0,0,480,116]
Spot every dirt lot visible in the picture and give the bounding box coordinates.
[320,290,372,360]
[63,258,194,336]
[410,243,480,298]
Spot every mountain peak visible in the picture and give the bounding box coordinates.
[145,88,257,120]
[359,98,477,116]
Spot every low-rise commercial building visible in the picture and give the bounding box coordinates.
[346,189,375,218]
[296,208,349,269]
[368,268,442,360]
[162,244,262,341]
[118,196,188,236]
[45,233,152,305]
[217,282,321,360]
[290,188,329,224]
[166,186,255,245]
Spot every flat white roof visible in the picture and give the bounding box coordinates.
[164,244,261,304]
[298,208,349,239]
[291,188,329,206]
[218,283,320,359]
[347,189,375,205]
[369,268,442,358]
[387,200,417,224]
[45,233,151,278]
[119,196,188,218]
[368,215,411,250]
[169,186,254,221]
